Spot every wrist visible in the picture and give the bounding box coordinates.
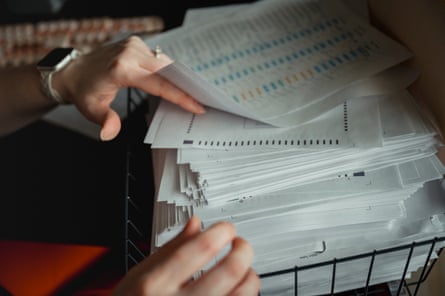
[37,48,82,104]
[50,60,79,105]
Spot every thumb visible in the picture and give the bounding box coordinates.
[182,216,202,237]
[99,109,122,141]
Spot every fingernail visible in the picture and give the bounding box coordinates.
[100,129,112,141]
[194,102,206,114]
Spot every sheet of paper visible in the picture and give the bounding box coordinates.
[146,88,423,154]
[147,3,445,295]
[147,88,440,205]
[146,0,413,127]
[183,1,370,27]
[196,145,437,204]
[147,93,382,150]
[193,167,406,223]
[183,4,248,26]
[152,148,445,295]
[195,156,443,224]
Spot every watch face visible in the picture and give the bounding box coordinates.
[37,48,75,70]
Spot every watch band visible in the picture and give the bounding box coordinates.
[40,71,66,104]
[38,48,81,104]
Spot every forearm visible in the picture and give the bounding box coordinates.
[0,64,57,136]
[369,0,445,138]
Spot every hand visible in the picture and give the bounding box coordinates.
[53,36,205,141]
[112,216,261,296]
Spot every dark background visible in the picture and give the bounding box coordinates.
[0,0,255,262]
[0,0,256,29]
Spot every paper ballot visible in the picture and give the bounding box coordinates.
[145,1,445,295]
[146,0,413,127]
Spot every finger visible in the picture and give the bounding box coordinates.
[142,73,206,114]
[160,216,202,252]
[99,108,121,141]
[228,269,261,296]
[73,92,120,141]
[180,215,202,237]
[107,52,205,115]
[118,36,172,72]
[106,40,206,114]
[156,221,236,287]
[183,237,254,296]
[144,46,173,66]
[129,217,202,280]
[130,36,174,65]
[130,43,172,72]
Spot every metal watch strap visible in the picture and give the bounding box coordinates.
[39,49,81,104]
[40,71,67,104]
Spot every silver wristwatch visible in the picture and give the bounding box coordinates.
[37,48,81,104]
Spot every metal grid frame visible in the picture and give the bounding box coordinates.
[260,237,444,296]
[123,88,151,272]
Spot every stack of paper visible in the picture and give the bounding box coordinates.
[144,0,445,294]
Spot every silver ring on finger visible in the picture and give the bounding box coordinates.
[152,45,162,58]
